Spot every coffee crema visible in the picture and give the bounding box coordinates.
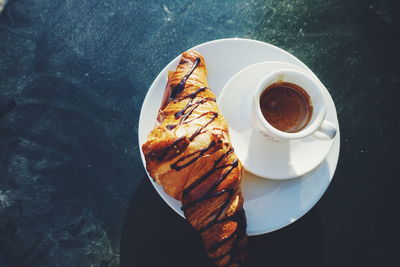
[259,82,313,133]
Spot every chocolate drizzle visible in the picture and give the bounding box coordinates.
[207,208,245,253]
[154,53,247,265]
[199,197,241,233]
[155,137,187,161]
[180,86,208,100]
[167,111,218,141]
[165,59,217,138]
[166,98,216,130]
[177,144,245,264]
[189,112,218,141]
[171,140,217,171]
[182,147,234,200]
[166,86,215,131]
[209,230,236,253]
[169,57,201,100]
[208,209,247,265]
[210,235,246,261]
[175,96,216,119]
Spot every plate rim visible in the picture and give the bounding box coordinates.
[138,38,340,235]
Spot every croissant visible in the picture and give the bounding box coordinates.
[142,50,248,267]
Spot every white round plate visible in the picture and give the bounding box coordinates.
[218,62,335,180]
[138,38,340,236]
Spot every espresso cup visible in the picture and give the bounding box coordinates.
[252,69,337,142]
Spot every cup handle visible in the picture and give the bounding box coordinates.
[312,120,337,141]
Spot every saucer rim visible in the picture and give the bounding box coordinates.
[218,61,336,180]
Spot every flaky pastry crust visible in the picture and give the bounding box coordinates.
[142,50,247,267]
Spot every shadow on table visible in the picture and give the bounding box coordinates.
[120,177,324,267]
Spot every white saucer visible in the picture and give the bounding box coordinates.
[218,62,335,180]
[138,38,340,235]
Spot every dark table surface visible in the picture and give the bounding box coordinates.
[1,0,399,266]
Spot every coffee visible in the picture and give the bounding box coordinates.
[259,82,313,133]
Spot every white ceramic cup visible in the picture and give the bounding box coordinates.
[252,69,337,142]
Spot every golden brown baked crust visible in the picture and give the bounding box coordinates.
[142,50,247,267]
